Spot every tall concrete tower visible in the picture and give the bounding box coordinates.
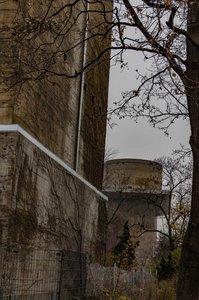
[103,159,169,262]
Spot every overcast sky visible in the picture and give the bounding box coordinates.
[105,51,190,161]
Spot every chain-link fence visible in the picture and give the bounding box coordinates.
[60,251,86,299]
[0,247,62,300]
[0,247,86,300]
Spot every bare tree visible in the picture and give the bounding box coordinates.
[107,2,198,294]
[153,151,192,251]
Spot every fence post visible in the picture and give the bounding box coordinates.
[132,269,135,290]
[142,267,145,289]
[51,291,58,300]
[113,263,117,298]
[56,250,63,300]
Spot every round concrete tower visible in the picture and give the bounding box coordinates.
[103,158,162,191]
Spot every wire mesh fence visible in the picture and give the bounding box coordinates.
[0,247,62,300]
[60,251,86,299]
[0,247,86,300]
[0,246,155,300]
[86,263,156,298]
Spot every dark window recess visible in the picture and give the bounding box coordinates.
[91,95,94,103]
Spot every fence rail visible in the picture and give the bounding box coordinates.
[0,292,58,300]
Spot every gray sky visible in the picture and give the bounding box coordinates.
[105,52,190,160]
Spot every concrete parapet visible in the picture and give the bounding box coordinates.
[104,158,162,191]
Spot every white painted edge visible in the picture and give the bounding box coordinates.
[0,124,108,201]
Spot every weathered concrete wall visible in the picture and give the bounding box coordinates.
[0,0,82,168]
[0,2,112,298]
[0,132,18,242]
[0,130,107,297]
[13,0,84,169]
[78,0,112,189]
[104,159,163,191]
[0,131,107,256]
[0,0,18,124]
[0,2,112,297]
[0,0,112,188]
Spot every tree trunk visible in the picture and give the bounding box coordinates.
[177,1,199,299]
